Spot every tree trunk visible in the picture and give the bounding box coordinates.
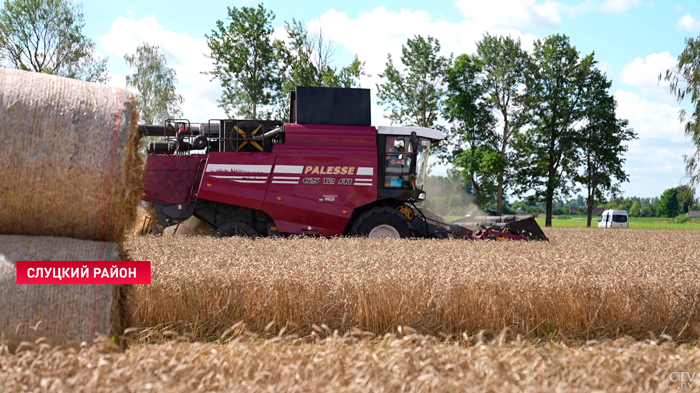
[472,174,483,209]
[496,115,509,215]
[545,196,553,227]
[496,174,504,215]
[586,185,594,228]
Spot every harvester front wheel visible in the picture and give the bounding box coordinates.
[349,206,414,239]
[215,221,258,238]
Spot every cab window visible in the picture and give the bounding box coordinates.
[384,137,411,187]
[612,214,627,223]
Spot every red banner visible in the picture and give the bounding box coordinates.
[15,261,151,285]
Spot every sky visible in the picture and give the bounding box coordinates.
[77,0,700,199]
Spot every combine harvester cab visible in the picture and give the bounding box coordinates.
[140,86,546,241]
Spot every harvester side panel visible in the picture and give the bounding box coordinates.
[263,146,377,235]
[143,155,205,205]
[197,152,277,210]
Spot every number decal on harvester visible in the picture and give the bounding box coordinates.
[303,177,320,184]
[338,178,353,185]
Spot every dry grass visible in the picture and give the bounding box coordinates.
[123,228,700,341]
[2,334,699,392]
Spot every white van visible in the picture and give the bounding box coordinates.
[598,209,629,228]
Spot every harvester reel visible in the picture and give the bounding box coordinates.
[396,205,415,222]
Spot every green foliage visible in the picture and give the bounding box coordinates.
[275,19,366,120]
[676,185,696,214]
[675,214,690,224]
[513,34,596,226]
[475,34,528,214]
[443,53,500,208]
[0,0,108,83]
[661,36,700,187]
[280,19,365,92]
[574,68,636,227]
[629,201,641,218]
[377,35,449,128]
[206,4,281,119]
[125,43,183,125]
[658,187,680,218]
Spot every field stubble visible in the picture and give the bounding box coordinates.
[124,228,700,341]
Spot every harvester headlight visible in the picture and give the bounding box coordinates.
[418,192,426,200]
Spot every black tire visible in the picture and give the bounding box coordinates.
[215,221,258,238]
[349,206,415,239]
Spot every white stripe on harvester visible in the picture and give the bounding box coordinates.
[272,176,300,180]
[271,181,299,184]
[206,164,272,173]
[211,175,268,179]
[274,165,304,174]
[357,167,374,176]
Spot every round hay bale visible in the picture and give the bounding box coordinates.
[0,68,143,243]
[0,235,125,352]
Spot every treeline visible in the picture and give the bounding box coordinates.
[427,174,699,219]
[376,33,638,228]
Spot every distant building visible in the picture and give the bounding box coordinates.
[689,211,699,218]
[569,206,605,215]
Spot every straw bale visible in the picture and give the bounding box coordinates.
[0,235,124,352]
[0,68,143,243]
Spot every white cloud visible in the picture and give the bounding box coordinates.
[452,0,641,31]
[614,90,695,196]
[100,16,225,122]
[599,0,641,13]
[677,13,700,32]
[455,0,565,29]
[615,90,686,143]
[618,52,676,98]
[314,7,536,124]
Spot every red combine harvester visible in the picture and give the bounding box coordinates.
[140,87,547,241]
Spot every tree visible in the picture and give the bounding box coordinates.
[125,43,183,125]
[475,34,529,214]
[443,53,500,208]
[513,35,596,227]
[574,69,637,227]
[661,36,700,187]
[281,19,365,91]
[676,185,696,213]
[276,19,366,119]
[658,187,680,218]
[629,201,640,217]
[640,203,653,217]
[377,35,450,128]
[0,0,108,83]
[206,4,281,119]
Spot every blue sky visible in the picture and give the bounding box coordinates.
[78,0,700,199]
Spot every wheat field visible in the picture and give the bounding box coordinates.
[3,228,700,392]
[2,334,699,392]
[123,228,700,341]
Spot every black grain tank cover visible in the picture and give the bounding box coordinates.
[291,86,371,126]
